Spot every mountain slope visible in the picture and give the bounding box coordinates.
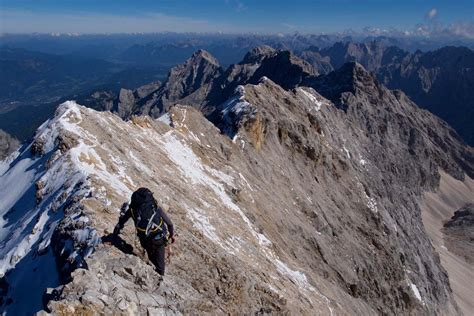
[1,102,341,314]
[377,46,474,145]
[421,172,474,314]
[299,42,474,145]
[1,47,474,315]
[1,60,472,313]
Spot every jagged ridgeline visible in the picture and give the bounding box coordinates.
[0,47,473,315]
[299,42,474,146]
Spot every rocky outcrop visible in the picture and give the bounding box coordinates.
[135,49,224,117]
[443,204,474,264]
[0,129,19,160]
[75,81,162,116]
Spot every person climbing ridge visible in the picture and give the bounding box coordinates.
[112,187,175,278]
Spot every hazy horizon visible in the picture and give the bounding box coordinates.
[1,0,473,39]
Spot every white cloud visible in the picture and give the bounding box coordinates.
[426,8,438,20]
[446,21,474,39]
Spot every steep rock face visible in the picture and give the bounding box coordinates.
[377,46,474,145]
[308,62,473,182]
[217,77,473,314]
[214,47,318,116]
[136,49,224,117]
[299,42,474,145]
[250,50,318,89]
[0,130,20,160]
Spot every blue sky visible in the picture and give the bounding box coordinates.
[0,0,472,34]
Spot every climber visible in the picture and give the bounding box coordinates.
[112,187,175,277]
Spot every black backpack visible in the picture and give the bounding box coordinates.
[130,188,164,238]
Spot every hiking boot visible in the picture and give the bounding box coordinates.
[157,275,164,287]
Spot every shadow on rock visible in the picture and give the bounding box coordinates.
[101,234,134,255]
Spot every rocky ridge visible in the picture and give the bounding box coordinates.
[0,49,473,315]
[298,42,474,145]
[80,47,317,121]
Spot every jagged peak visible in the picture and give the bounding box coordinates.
[189,49,220,67]
[337,61,371,78]
[247,49,318,89]
[307,61,380,103]
[241,45,277,64]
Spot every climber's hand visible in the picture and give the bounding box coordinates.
[169,236,175,244]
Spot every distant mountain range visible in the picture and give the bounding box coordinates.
[77,46,318,122]
[3,33,472,58]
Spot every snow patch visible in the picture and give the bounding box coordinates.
[300,88,323,111]
[343,146,351,159]
[220,86,256,139]
[409,281,423,303]
[363,191,378,213]
[128,150,153,175]
[186,207,232,252]
[161,133,319,297]
[157,113,172,126]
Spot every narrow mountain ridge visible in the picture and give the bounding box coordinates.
[0,49,473,315]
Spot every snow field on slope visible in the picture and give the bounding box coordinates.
[160,131,337,311]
